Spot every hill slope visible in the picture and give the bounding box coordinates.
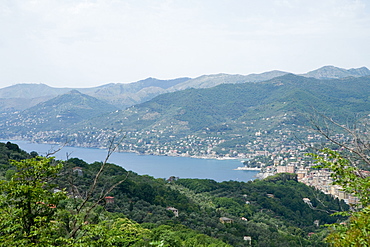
[4,74,369,156]
[0,78,190,111]
[81,74,370,131]
[0,90,118,134]
[0,142,348,246]
[1,66,367,112]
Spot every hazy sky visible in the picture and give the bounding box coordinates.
[1,0,369,88]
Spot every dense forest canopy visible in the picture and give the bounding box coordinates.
[0,142,350,246]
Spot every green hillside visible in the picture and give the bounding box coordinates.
[0,142,348,246]
[1,75,370,157]
[84,74,370,130]
[55,74,370,153]
[1,66,368,113]
[0,90,118,133]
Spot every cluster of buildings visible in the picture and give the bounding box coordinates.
[297,168,360,205]
[265,162,362,205]
[6,116,325,160]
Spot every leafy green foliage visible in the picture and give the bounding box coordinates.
[148,224,232,247]
[172,175,347,246]
[0,142,31,175]
[311,148,370,207]
[0,149,152,246]
[0,142,351,246]
[0,157,67,245]
[310,149,370,246]
[325,206,370,246]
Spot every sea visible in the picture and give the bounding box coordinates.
[3,140,259,182]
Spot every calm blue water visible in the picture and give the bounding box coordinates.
[3,140,259,182]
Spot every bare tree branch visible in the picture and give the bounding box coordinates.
[46,141,68,157]
[69,133,128,238]
[312,113,370,168]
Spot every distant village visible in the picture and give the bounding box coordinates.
[12,121,324,158]
[257,162,362,206]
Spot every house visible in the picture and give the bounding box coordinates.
[266,194,275,198]
[219,217,233,224]
[244,236,252,245]
[166,176,179,183]
[72,167,83,176]
[166,207,179,217]
[302,198,311,204]
[105,196,114,204]
[314,220,320,227]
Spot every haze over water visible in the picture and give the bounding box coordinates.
[6,140,259,182]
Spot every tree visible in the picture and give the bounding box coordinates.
[325,206,370,247]
[309,115,370,246]
[0,156,67,245]
[311,149,370,246]
[0,135,156,246]
[0,156,151,246]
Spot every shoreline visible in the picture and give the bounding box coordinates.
[234,166,262,171]
[2,139,260,182]
[1,139,246,162]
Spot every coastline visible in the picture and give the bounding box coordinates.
[234,166,262,171]
[1,139,245,162]
[2,139,260,182]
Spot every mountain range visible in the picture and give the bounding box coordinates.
[1,65,369,157]
[1,90,118,133]
[1,66,369,113]
[75,73,370,137]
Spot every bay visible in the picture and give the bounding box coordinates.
[4,140,259,182]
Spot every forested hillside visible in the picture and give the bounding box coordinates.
[4,74,368,159]
[0,142,348,246]
[3,90,118,132]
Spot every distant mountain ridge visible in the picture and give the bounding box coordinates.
[0,77,191,99]
[84,73,370,133]
[0,66,369,113]
[0,90,118,133]
[167,70,289,92]
[0,83,70,99]
[2,73,370,156]
[0,78,190,111]
[301,65,370,79]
